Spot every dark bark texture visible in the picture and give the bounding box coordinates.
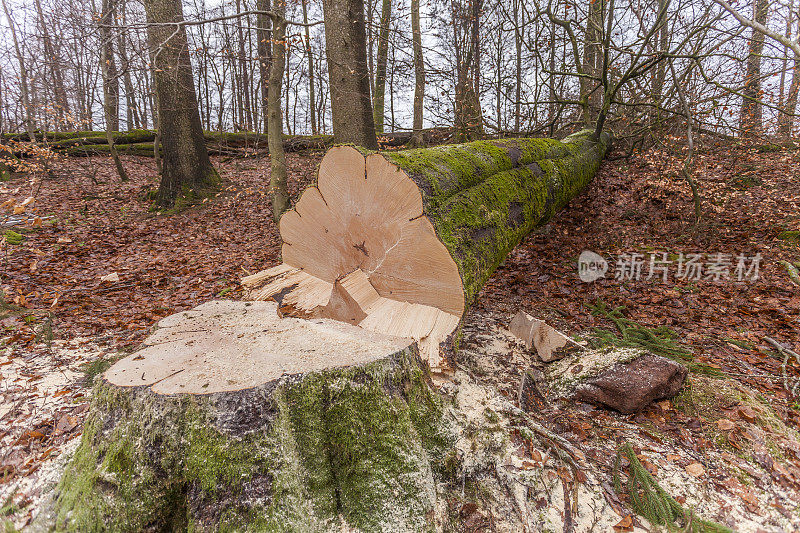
[321,0,378,148]
[142,0,218,206]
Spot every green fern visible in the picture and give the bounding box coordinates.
[614,442,732,533]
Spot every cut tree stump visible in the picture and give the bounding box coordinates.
[48,300,447,532]
[243,130,611,369]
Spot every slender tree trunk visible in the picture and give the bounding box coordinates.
[779,8,800,137]
[236,0,253,130]
[142,0,217,206]
[581,0,603,126]
[285,41,292,135]
[372,0,391,134]
[513,0,523,134]
[99,0,121,132]
[548,19,557,131]
[453,0,483,142]
[389,41,395,131]
[779,0,793,110]
[34,0,69,130]
[410,0,425,146]
[99,0,129,181]
[269,7,289,221]
[116,2,141,130]
[257,0,273,135]
[322,0,378,148]
[301,0,317,134]
[651,0,668,124]
[740,0,769,137]
[2,0,35,141]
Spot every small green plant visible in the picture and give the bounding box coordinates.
[756,143,782,153]
[588,301,692,361]
[80,353,126,384]
[614,442,732,533]
[3,230,24,245]
[587,301,723,376]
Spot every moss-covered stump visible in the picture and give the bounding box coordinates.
[242,130,612,369]
[49,300,446,532]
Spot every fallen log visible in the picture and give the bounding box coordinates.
[243,130,611,369]
[47,300,445,531]
[55,135,334,157]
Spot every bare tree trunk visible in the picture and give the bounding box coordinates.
[236,0,253,130]
[142,0,218,207]
[410,0,425,146]
[453,0,483,142]
[99,0,121,132]
[99,0,129,181]
[778,0,794,111]
[651,0,668,124]
[269,7,289,221]
[301,0,317,134]
[285,40,292,135]
[322,0,378,148]
[257,0,272,135]
[2,0,35,141]
[116,0,142,130]
[779,8,800,137]
[372,0,391,134]
[513,0,523,134]
[581,0,603,126]
[34,0,69,130]
[740,0,769,137]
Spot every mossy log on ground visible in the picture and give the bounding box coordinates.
[44,300,447,532]
[242,130,612,370]
[49,132,333,156]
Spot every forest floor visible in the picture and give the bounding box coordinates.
[1,136,799,530]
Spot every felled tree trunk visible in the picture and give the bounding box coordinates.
[48,300,444,532]
[243,130,611,369]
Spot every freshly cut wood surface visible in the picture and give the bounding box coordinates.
[279,146,464,316]
[105,300,413,394]
[244,131,611,370]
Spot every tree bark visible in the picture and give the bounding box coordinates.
[373,0,391,134]
[269,5,290,222]
[48,300,442,532]
[453,0,484,142]
[256,0,273,135]
[142,0,218,207]
[301,0,318,135]
[513,0,523,134]
[410,0,425,146]
[650,0,668,124]
[581,0,604,126]
[244,130,611,369]
[236,0,253,131]
[99,0,129,181]
[322,0,378,148]
[740,0,769,137]
[2,0,36,142]
[33,0,70,130]
[99,0,121,133]
[779,8,800,137]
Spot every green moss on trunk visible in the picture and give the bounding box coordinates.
[51,348,449,532]
[384,130,611,307]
